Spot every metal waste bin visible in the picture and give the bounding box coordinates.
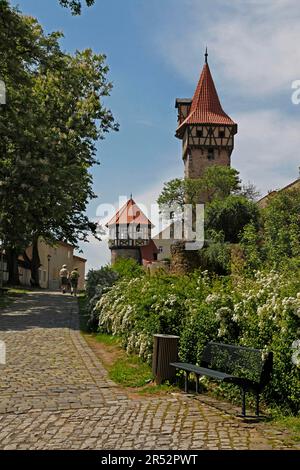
[152,334,179,384]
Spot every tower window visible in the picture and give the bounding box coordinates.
[196,129,203,137]
[207,148,215,160]
[219,130,225,138]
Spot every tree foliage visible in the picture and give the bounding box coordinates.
[205,195,259,243]
[157,166,242,209]
[0,1,118,283]
[241,189,300,271]
[58,0,95,15]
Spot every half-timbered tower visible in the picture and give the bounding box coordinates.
[106,198,158,265]
[175,50,237,180]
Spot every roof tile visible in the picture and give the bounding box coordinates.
[176,62,236,136]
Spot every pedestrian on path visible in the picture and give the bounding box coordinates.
[59,264,69,294]
[70,267,80,297]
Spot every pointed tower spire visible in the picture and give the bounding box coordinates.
[175,57,236,138]
[205,46,208,64]
[175,55,238,182]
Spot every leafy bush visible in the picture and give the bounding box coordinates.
[85,259,144,331]
[241,189,300,272]
[96,272,212,362]
[85,267,119,331]
[112,258,145,279]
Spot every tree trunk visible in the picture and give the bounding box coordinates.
[30,236,41,287]
[6,247,20,286]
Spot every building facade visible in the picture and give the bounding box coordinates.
[1,240,86,290]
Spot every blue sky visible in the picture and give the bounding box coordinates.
[11,0,300,270]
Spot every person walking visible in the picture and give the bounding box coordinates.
[70,267,80,297]
[59,264,69,294]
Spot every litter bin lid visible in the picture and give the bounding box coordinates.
[153,334,179,339]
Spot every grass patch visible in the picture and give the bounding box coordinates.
[273,416,300,442]
[0,287,30,309]
[84,331,176,394]
[7,288,31,295]
[137,383,179,395]
[94,333,121,346]
[109,354,153,388]
[78,297,179,395]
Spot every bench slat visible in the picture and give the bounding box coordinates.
[170,362,234,381]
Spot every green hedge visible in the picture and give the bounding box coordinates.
[93,269,300,413]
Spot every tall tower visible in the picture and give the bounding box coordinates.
[175,50,237,180]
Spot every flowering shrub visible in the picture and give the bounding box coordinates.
[85,267,119,331]
[97,274,202,362]
[92,266,300,412]
[85,259,144,331]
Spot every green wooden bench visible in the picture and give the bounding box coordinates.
[171,342,273,416]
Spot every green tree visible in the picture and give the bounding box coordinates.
[262,189,300,266]
[157,178,185,210]
[58,0,95,15]
[157,166,241,209]
[0,1,65,283]
[240,223,263,271]
[0,3,118,284]
[205,195,259,243]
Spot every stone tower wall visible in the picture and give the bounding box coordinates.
[111,248,141,265]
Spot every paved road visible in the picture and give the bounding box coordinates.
[0,292,296,449]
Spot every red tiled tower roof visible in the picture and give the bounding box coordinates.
[176,56,236,137]
[106,198,153,227]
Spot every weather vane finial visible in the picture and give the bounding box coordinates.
[205,46,208,64]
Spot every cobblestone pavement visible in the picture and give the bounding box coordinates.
[0,292,297,450]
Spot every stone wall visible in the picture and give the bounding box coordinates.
[111,248,141,265]
[184,148,230,180]
[170,241,201,274]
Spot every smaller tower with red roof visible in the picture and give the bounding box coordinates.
[106,197,158,265]
[175,49,237,180]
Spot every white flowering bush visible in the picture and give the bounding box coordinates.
[291,340,300,368]
[223,270,300,412]
[85,267,119,330]
[95,271,212,362]
[94,266,300,413]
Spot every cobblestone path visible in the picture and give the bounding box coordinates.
[0,293,297,450]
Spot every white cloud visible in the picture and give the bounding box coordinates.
[233,109,300,194]
[156,0,300,96]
